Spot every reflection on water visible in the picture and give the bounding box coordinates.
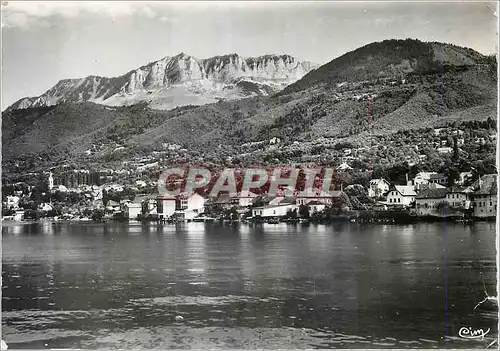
[2,221,497,349]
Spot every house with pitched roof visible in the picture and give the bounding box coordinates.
[415,188,448,216]
[386,184,416,207]
[337,163,353,171]
[413,172,434,188]
[413,172,447,190]
[176,192,205,220]
[368,178,390,198]
[123,203,142,220]
[446,187,473,210]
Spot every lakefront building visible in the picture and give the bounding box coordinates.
[123,203,142,220]
[156,195,177,219]
[154,192,206,221]
[473,175,497,218]
[386,184,416,207]
[175,192,206,220]
[368,178,390,198]
[415,188,448,217]
[252,204,296,218]
[446,187,472,210]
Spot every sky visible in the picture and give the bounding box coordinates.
[1,1,498,110]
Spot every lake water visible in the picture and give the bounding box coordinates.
[2,221,497,349]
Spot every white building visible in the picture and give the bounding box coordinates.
[38,203,53,212]
[252,204,296,218]
[413,172,434,188]
[231,191,258,207]
[6,196,20,210]
[124,203,142,220]
[13,210,24,221]
[386,185,416,206]
[156,196,177,219]
[368,179,390,198]
[178,192,205,213]
[413,172,447,190]
[174,192,206,220]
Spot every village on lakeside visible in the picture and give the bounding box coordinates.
[2,163,497,224]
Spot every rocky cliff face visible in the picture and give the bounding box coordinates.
[202,54,315,82]
[7,53,317,111]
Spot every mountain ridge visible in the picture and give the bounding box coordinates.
[6,53,318,112]
[282,39,495,94]
[2,39,497,174]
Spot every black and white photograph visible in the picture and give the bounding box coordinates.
[1,1,498,349]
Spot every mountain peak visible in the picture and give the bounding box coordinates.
[173,52,192,60]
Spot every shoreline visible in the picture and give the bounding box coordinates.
[2,216,495,226]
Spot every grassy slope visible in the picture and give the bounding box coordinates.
[3,103,124,157]
[282,39,493,94]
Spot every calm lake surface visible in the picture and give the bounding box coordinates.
[2,221,497,349]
